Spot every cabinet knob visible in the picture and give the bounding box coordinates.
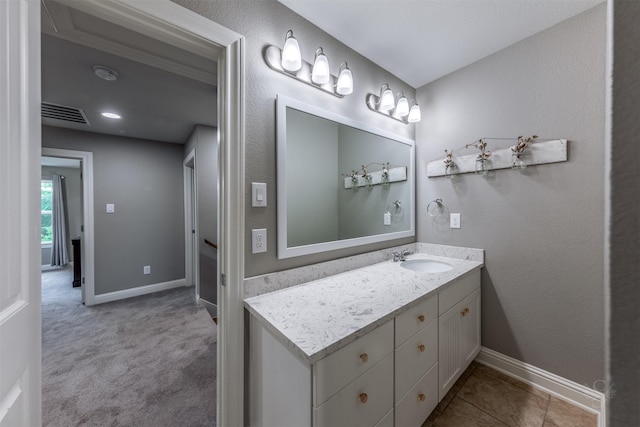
[418,393,426,402]
[418,344,426,352]
[359,393,368,404]
[460,309,466,317]
[418,314,425,323]
[359,353,368,363]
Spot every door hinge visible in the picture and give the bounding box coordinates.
[82,277,85,284]
[81,225,84,232]
[221,273,226,287]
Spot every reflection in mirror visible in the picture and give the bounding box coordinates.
[277,95,415,259]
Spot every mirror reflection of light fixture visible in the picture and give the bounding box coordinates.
[311,47,330,84]
[264,31,353,98]
[336,61,353,95]
[366,84,421,124]
[281,30,302,72]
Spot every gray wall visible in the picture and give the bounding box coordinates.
[41,166,82,265]
[608,0,640,424]
[42,126,185,295]
[415,5,606,388]
[185,125,218,304]
[171,0,416,277]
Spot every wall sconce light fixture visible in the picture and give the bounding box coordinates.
[264,30,353,97]
[366,84,421,124]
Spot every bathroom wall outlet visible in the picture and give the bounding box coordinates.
[143,265,151,275]
[106,203,115,213]
[252,182,267,207]
[450,213,461,229]
[252,228,267,253]
[383,211,391,226]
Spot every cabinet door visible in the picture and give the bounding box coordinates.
[438,289,481,401]
[460,289,481,368]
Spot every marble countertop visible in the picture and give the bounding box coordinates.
[244,252,483,365]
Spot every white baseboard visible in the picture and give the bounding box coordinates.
[476,347,605,426]
[93,278,187,305]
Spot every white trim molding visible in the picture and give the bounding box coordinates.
[93,278,186,305]
[476,347,605,426]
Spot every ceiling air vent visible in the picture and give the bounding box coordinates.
[41,102,90,125]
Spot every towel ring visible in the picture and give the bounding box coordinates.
[427,198,445,217]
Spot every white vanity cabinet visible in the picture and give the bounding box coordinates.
[249,318,394,427]
[438,269,481,401]
[245,253,483,427]
[394,294,439,427]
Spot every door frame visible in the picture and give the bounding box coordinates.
[41,148,95,306]
[183,148,199,301]
[44,1,246,425]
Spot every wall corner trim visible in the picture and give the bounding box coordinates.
[93,278,187,305]
[475,347,605,426]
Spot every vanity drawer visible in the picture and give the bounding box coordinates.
[438,269,480,315]
[395,319,438,401]
[395,293,437,347]
[314,353,394,427]
[395,363,438,427]
[314,320,393,406]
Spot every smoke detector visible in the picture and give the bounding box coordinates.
[93,65,119,81]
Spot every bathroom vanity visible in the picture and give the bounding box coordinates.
[245,250,482,427]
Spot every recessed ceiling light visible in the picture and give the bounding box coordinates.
[93,65,119,81]
[101,112,121,119]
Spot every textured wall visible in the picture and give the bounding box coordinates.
[171,0,416,277]
[607,0,640,424]
[415,5,606,387]
[41,166,82,264]
[42,126,186,295]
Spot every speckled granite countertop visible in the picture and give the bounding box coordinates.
[244,252,483,365]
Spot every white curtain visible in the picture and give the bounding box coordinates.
[50,174,69,266]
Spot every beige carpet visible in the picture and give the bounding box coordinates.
[42,266,217,426]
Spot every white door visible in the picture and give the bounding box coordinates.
[0,0,42,425]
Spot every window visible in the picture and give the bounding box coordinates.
[41,180,53,245]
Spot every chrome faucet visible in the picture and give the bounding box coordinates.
[392,248,413,262]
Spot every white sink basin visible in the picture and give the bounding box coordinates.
[400,259,453,273]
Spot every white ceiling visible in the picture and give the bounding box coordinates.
[279,0,604,88]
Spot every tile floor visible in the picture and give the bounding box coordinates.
[422,363,599,427]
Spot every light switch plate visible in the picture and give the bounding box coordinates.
[450,213,461,229]
[252,182,267,207]
[143,265,151,275]
[106,203,115,213]
[252,228,267,253]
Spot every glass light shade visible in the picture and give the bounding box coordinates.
[311,47,330,85]
[379,84,395,111]
[336,62,353,95]
[395,93,409,117]
[281,30,302,72]
[407,103,421,123]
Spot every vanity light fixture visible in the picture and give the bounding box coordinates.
[311,47,330,84]
[394,92,409,117]
[264,30,354,98]
[407,100,422,123]
[281,30,302,72]
[366,84,421,124]
[336,61,353,95]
